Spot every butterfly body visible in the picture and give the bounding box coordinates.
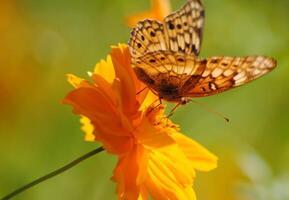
[129,0,277,104]
[132,50,206,103]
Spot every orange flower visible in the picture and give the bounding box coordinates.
[63,44,217,200]
[126,0,171,27]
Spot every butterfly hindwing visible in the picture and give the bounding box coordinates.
[133,51,211,102]
[133,51,197,80]
[185,56,277,97]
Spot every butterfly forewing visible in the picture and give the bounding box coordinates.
[164,0,204,55]
[129,20,166,58]
[129,0,204,59]
[185,56,277,97]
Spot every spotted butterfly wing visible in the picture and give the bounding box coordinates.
[133,52,276,101]
[129,0,204,59]
[184,56,277,97]
[164,0,204,55]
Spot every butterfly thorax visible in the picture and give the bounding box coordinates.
[133,66,183,102]
[157,83,191,104]
[157,79,183,102]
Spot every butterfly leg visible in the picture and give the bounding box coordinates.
[146,97,162,114]
[159,98,163,105]
[166,97,190,118]
[167,103,182,118]
[136,87,148,95]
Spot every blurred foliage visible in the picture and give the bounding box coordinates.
[0,0,288,199]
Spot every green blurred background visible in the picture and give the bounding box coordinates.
[0,0,288,199]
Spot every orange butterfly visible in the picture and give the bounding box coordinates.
[129,0,277,105]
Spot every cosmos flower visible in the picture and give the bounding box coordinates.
[63,44,217,200]
[126,0,171,27]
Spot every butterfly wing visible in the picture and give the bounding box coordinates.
[133,51,199,84]
[129,0,205,58]
[184,56,277,97]
[129,19,167,58]
[163,0,205,55]
[132,51,205,99]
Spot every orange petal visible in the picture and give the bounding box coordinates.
[94,56,115,84]
[63,87,131,136]
[63,87,118,119]
[171,131,218,172]
[134,117,197,199]
[139,91,158,111]
[64,87,135,154]
[80,116,95,141]
[91,73,118,106]
[151,0,171,19]
[126,0,171,27]
[113,145,148,199]
[136,116,175,149]
[145,149,196,200]
[110,44,140,118]
[66,74,90,88]
[94,129,133,155]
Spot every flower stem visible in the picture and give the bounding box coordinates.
[1,146,104,200]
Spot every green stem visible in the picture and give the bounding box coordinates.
[1,146,105,200]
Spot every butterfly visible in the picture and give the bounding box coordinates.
[128,0,277,105]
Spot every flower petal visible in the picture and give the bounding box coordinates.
[80,116,95,141]
[66,74,90,88]
[94,56,115,84]
[139,91,158,111]
[113,145,148,200]
[91,73,118,106]
[63,87,132,136]
[126,0,171,27]
[64,44,217,200]
[110,44,140,118]
[171,131,218,171]
[145,149,196,200]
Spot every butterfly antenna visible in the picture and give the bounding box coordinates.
[189,100,230,122]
